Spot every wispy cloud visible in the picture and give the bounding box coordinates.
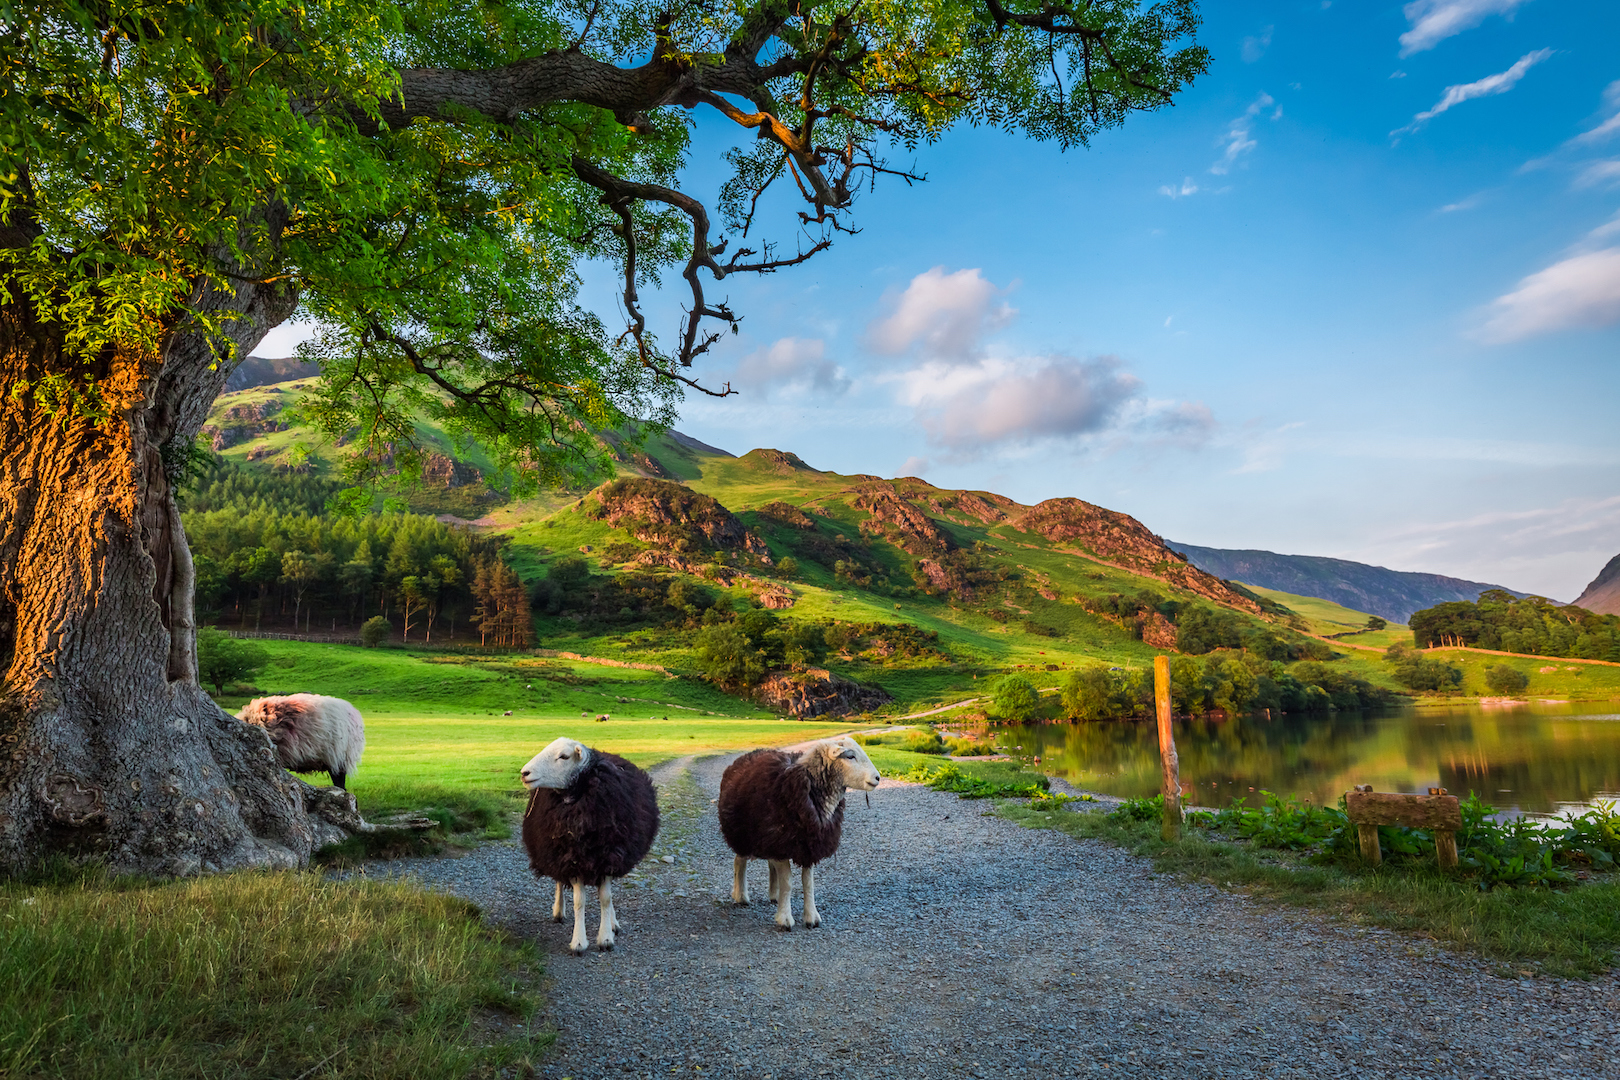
[1158,177,1200,198]
[1398,0,1534,57]
[1393,49,1552,136]
[1481,247,1620,342]
[1571,80,1620,145]
[733,337,851,395]
[1211,93,1279,175]
[1241,26,1274,64]
[1438,192,1487,213]
[865,267,1015,363]
[1574,159,1620,189]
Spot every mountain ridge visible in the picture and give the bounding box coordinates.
[1573,554,1620,615]
[1166,543,1534,624]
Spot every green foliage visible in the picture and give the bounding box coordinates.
[1385,643,1463,693]
[991,674,1040,722]
[694,623,768,689]
[195,630,269,695]
[1365,616,1388,631]
[360,616,392,647]
[1484,664,1531,695]
[1410,592,1620,660]
[1061,662,1150,720]
[901,761,1048,799]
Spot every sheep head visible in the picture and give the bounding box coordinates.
[521,737,591,790]
[815,736,880,792]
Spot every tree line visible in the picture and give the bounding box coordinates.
[181,462,530,646]
[1409,591,1620,661]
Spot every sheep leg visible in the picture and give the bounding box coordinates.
[770,859,794,930]
[552,880,566,923]
[768,860,783,904]
[732,856,750,905]
[330,770,346,790]
[568,880,589,955]
[801,864,820,928]
[596,880,616,951]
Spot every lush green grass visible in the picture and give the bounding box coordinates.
[998,802,1620,978]
[0,869,547,1079]
[212,640,853,821]
[1425,648,1620,701]
[1242,583,1412,648]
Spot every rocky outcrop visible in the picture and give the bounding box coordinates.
[757,501,817,530]
[421,452,482,488]
[742,448,820,473]
[1139,610,1178,648]
[1017,498,1260,614]
[591,478,768,554]
[953,491,1018,525]
[852,484,955,555]
[755,669,891,718]
[203,399,290,450]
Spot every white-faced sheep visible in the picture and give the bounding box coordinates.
[238,694,365,789]
[717,735,880,930]
[520,737,660,954]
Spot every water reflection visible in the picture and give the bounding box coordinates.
[1000,701,1620,815]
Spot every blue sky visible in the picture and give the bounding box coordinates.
[261,0,1620,599]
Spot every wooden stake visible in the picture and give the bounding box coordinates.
[1154,655,1180,841]
[1356,823,1382,866]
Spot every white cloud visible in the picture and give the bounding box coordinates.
[1571,80,1620,145]
[733,337,851,395]
[1438,192,1486,213]
[864,267,1015,363]
[1398,0,1534,57]
[1574,159,1620,189]
[1393,49,1552,135]
[898,456,931,477]
[904,356,1139,452]
[1211,93,1277,175]
[1241,26,1273,64]
[1158,177,1199,198]
[1590,211,1620,241]
[251,317,322,357]
[1481,247,1620,342]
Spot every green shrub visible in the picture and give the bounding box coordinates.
[360,615,392,647]
[1484,664,1530,695]
[991,674,1039,722]
[196,629,269,695]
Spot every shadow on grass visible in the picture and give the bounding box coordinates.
[999,802,1620,979]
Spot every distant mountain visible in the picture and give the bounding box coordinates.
[1573,554,1620,615]
[1165,544,1534,624]
[227,354,321,392]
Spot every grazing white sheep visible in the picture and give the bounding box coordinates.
[238,694,364,789]
[521,737,660,954]
[717,735,880,930]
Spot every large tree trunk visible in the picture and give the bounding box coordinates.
[0,246,352,875]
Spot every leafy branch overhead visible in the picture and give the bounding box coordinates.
[4,0,1207,490]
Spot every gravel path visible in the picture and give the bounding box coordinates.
[361,756,1620,1079]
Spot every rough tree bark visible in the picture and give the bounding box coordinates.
[0,218,352,874]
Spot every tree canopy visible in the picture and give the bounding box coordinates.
[5,0,1209,490]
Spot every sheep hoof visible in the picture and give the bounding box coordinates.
[568,939,589,955]
[551,913,565,924]
[596,939,615,952]
[775,920,794,932]
[803,914,820,928]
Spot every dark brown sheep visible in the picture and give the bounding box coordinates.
[521,737,659,953]
[717,736,879,929]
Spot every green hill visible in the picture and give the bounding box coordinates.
[194,380,1399,719]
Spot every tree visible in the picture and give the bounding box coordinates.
[279,551,321,632]
[991,675,1040,722]
[196,630,270,697]
[1484,664,1530,695]
[0,0,1206,874]
[360,616,393,648]
[1364,616,1387,632]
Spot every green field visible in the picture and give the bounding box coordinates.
[1241,583,1412,649]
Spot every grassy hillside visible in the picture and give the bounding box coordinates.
[1242,584,1411,649]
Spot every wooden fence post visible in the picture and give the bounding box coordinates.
[1154,655,1180,841]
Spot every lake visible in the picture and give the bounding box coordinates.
[1000,700,1620,816]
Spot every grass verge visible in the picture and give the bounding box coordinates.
[0,868,548,1079]
[997,802,1620,979]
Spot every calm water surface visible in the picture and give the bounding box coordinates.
[1001,700,1620,816]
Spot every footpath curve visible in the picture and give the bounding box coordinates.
[372,757,1619,1079]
